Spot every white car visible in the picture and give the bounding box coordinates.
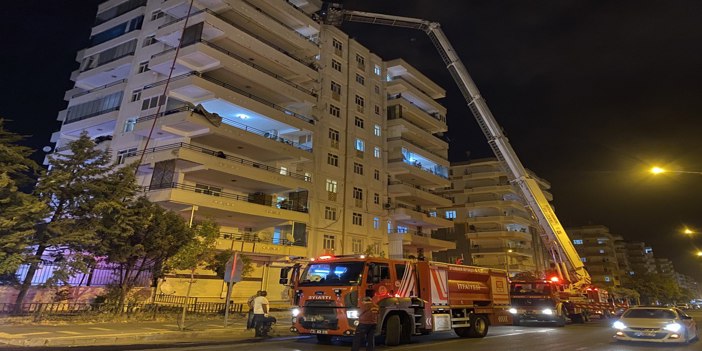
[613,306,698,344]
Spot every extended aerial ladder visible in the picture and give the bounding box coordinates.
[319,3,591,290]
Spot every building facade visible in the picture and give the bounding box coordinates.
[566,225,622,288]
[434,159,550,276]
[49,0,452,302]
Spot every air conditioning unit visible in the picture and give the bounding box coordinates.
[383,203,392,209]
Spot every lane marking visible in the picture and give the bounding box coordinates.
[88,327,112,331]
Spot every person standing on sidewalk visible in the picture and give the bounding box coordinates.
[252,290,276,337]
[246,291,260,330]
[351,296,379,351]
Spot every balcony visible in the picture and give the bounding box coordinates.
[388,180,452,207]
[141,71,314,126]
[387,98,447,133]
[149,39,315,101]
[386,59,445,99]
[156,7,317,71]
[145,182,309,228]
[387,116,448,151]
[133,142,312,191]
[465,229,532,242]
[386,78,446,119]
[218,231,307,257]
[391,204,453,229]
[388,230,455,252]
[387,157,450,188]
[133,105,312,162]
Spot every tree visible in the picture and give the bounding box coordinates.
[94,194,194,313]
[168,219,220,330]
[0,119,47,277]
[206,250,254,280]
[14,133,122,309]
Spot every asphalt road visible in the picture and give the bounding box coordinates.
[3,312,699,351]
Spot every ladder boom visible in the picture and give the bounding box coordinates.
[334,8,591,288]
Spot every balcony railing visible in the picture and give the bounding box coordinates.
[71,79,128,98]
[388,158,448,179]
[387,95,447,124]
[136,142,311,182]
[220,231,307,247]
[145,182,309,214]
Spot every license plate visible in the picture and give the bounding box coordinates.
[310,329,329,334]
[634,332,656,337]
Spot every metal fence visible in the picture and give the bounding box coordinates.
[13,263,153,287]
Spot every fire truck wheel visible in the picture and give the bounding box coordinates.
[571,313,585,324]
[384,315,401,346]
[467,315,489,338]
[400,316,412,344]
[316,335,332,344]
[454,327,470,338]
[555,316,566,327]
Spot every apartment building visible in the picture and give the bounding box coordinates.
[50,0,451,301]
[385,59,455,260]
[566,225,622,288]
[435,159,550,276]
[624,241,657,275]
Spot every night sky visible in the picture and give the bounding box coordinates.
[2,1,701,281]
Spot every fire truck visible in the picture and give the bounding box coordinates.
[508,277,628,326]
[280,255,511,345]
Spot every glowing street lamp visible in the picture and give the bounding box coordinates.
[649,166,702,175]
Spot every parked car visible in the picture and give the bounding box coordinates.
[612,306,698,344]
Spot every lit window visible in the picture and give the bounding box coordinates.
[373,217,380,229]
[573,239,584,245]
[599,249,605,254]
[446,210,457,219]
[374,124,381,136]
[374,64,381,76]
[123,118,136,132]
[279,166,287,175]
[355,139,365,152]
[373,146,381,158]
[581,257,587,262]
[323,234,336,250]
[326,179,337,193]
[604,276,611,282]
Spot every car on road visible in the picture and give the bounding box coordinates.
[612,306,698,344]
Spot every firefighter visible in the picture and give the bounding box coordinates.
[351,296,379,351]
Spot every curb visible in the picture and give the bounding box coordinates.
[0,325,295,347]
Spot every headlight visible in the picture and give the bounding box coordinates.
[612,321,627,330]
[291,308,300,317]
[346,309,359,319]
[542,308,553,315]
[508,308,518,314]
[664,323,682,332]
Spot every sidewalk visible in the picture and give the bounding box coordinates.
[0,311,294,347]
